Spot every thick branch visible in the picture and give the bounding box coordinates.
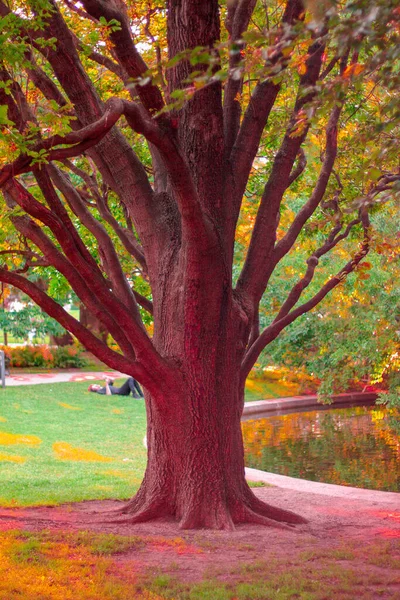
[166,0,225,225]
[80,0,165,115]
[123,106,211,246]
[223,0,257,156]
[0,267,159,392]
[226,0,305,240]
[237,34,326,302]
[62,0,99,23]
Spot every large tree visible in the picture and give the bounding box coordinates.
[0,0,399,530]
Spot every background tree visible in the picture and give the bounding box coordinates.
[0,0,399,530]
[254,201,400,397]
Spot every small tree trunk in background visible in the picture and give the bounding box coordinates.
[79,303,109,344]
[50,331,74,346]
[1,282,7,345]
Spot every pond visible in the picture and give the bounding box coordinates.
[242,405,400,492]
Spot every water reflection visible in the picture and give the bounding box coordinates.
[242,406,400,492]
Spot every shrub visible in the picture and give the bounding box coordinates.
[0,345,86,369]
[52,346,86,369]
[249,365,319,393]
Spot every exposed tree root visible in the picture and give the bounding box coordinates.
[179,502,235,531]
[104,499,169,524]
[106,508,166,525]
[234,505,297,531]
[243,490,308,525]
[99,485,307,531]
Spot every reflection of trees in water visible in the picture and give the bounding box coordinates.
[242,407,400,491]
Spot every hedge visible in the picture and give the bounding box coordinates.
[0,345,87,369]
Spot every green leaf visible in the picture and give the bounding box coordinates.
[369,167,381,181]
[0,104,11,126]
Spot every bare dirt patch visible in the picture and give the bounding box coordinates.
[0,485,399,594]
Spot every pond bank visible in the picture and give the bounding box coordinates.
[245,467,399,503]
[242,391,378,419]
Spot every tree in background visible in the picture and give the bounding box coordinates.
[0,273,75,344]
[0,298,65,341]
[255,203,399,397]
[0,0,399,530]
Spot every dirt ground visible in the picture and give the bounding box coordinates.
[0,485,399,592]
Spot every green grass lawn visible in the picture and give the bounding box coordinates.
[0,380,147,507]
[0,378,295,508]
[2,334,51,345]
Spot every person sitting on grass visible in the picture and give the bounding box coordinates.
[88,377,143,398]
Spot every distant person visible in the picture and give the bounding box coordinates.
[4,353,10,376]
[88,377,143,398]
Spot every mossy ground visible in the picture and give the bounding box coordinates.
[0,528,398,599]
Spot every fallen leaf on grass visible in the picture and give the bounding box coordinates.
[58,402,82,411]
[0,432,41,446]
[0,452,26,463]
[53,442,114,462]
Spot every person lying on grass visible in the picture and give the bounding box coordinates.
[88,377,144,398]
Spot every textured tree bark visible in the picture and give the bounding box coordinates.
[117,286,306,529]
[119,372,306,530]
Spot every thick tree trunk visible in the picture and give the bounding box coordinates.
[113,227,307,530]
[117,363,306,530]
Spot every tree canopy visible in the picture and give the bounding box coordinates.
[0,0,399,530]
